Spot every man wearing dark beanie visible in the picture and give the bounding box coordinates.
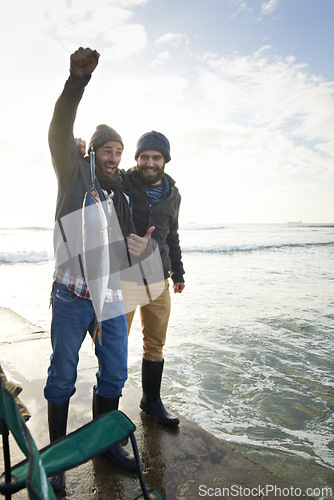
[121,131,185,427]
[45,47,153,490]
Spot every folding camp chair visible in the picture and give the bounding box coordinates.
[0,378,164,499]
[0,366,30,423]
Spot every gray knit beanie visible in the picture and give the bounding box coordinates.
[135,131,171,163]
[89,124,124,151]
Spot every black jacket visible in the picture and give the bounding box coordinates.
[121,168,185,283]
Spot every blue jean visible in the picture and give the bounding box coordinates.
[44,283,128,405]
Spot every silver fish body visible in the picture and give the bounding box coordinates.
[82,188,109,344]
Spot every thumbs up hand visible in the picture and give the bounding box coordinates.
[127,226,155,256]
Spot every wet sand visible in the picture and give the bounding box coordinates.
[0,307,315,499]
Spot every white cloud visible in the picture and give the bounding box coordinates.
[228,0,281,20]
[160,44,334,223]
[104,24,148,60]
[1,0,333,225]
[228,0,251,15]
[0,1,136,76]
[195,47,334,149]
[155,32,187,47]
[43,3,134,42]
[151,51,171,65]
[111,0,149,5]
[260,0,280,16]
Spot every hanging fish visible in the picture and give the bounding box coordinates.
[82,148,109,344]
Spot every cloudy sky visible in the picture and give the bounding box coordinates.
[1,0,333,226]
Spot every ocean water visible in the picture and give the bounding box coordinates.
[1,223,333,497]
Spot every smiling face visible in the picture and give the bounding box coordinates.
[95,141,123,177]
[136,150,165,185]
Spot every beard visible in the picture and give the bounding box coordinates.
[137,164,165,185]
[95,159,121,190]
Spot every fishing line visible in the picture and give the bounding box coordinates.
[90,147,96,188]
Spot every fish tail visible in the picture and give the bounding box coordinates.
[93,321,103,345]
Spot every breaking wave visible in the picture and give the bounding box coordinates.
[0,250,53,264]
[182,240,334,254]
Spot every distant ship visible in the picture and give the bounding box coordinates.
[287,220,302,225]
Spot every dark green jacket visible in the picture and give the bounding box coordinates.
[48,73,128,283]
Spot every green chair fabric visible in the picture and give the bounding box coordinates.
[0,365,30,422]
[10,412,135,493]
[0,378,163,499]
[0,377,56,499]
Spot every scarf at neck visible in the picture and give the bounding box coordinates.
[96,164,122,191]
[96,165,135,236]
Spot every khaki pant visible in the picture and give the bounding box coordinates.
[122,279,171,362]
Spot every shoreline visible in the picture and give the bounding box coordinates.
[0,306,318,499]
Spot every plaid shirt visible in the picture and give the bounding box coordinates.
[53,189,123,303]
[53,267,123,302]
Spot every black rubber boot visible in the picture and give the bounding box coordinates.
[140,358,179,427]
[92,387,136,472]
[47,400,69,492]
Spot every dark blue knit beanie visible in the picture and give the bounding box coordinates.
[135,131,171,163]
